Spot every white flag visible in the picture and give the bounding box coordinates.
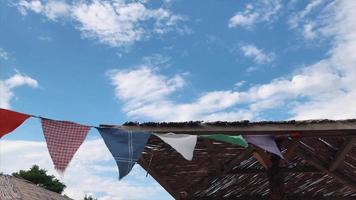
[154,133,197,161]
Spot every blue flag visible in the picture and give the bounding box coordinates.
[98,128,151,179]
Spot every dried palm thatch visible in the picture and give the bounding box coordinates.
[0,175,72,200]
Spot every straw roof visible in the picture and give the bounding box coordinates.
[0,174,72,200]
[118,119,356,200]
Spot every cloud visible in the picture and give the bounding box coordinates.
[108,66,252,121]
[142,54,171,68]
[288,0,325,29]
[234,81,246,88]
[302,23,316,39]
[0,139,167,200]
[16,0,185,47]
[38,35,52,41]
[110,0,356,121]
[0,48,9,60]
[107,66,185,111]
[0,73,39,108]
[240,44,275,64]
[228,0,282,29]
[288,0,327,39]
[17,0,70,20]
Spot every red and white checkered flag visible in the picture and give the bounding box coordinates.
[41,118,90,173]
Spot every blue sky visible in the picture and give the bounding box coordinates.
[1,0,356,199]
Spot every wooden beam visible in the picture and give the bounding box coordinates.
[111,120,356,137]
[329,137,356,171]
[267,147,285,200]
[296,148,356,191]
[284,139,300,160]
[253,147,272,169]
[138,157,179,199]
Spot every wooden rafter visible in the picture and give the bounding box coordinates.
[227,166,320,174]
[223,146,255,173]
[296,148,356,191]
[329,137,356,171]
[195,195,356,200]
[253,147,272,169]
[187,147,254,199]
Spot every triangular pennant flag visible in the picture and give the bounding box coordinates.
[201,134,248,148]
[41,118,90,172]
[244,135,283,158]
[154,133,197,161]
[98,128,151,179]
[0,108,30,138]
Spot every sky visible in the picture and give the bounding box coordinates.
[1,0,356,199]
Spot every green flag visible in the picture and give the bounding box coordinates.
[201,134,248,148]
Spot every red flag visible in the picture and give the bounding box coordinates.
[41,118,91,172]
[0,108,30,138]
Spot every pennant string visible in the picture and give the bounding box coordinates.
[31,115,100,129]
[1,108,288,180]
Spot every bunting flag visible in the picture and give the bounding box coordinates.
[98,128,151,179]
[0,108,30,138]
[41,118,91,172]
[244,135,284,158]
[154,133,197,161]
[201,134,248,148]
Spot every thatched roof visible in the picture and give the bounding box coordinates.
[113,119,356,200]
[118,119,356,136]
[0,175,72,200]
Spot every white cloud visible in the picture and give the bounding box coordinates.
[0,48,9,60]
[288,0,325,28]
[302,23,316,39]
[38,35,52,41]
[288,0,327,39]
[142,54,171,67]
[43,0,71,20]
[0,73,38,108]
[17,0,43,14]
[234,80,246,88]
[110,0,356,121]
[108,67,251,121]
[228,11,259,28]
[18,0,70,20]
[228,1,282,29]
[240,44,275,64]
[0,139,168,200]
[16,0,184,47]
[107,66,185,111]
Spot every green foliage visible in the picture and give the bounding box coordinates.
[84,195,97,200]
[12,165,66,194]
